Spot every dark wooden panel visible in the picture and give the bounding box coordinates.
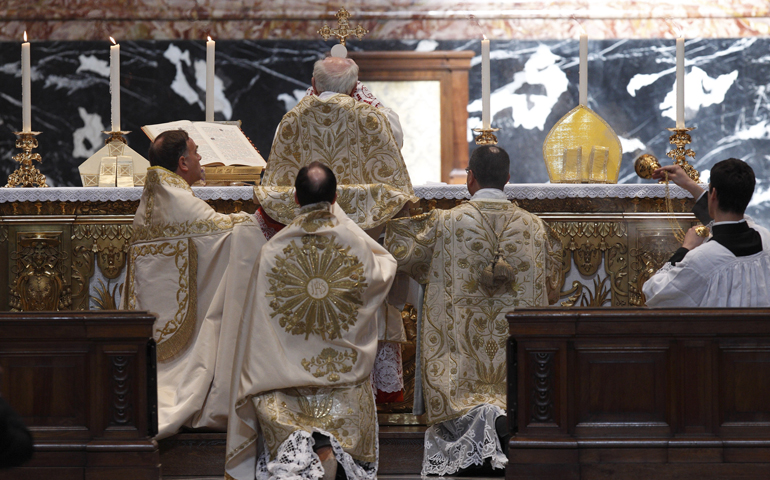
[158,433,227,477]
[1,349,88,430]
[574,346,670,431]
[0,311,159,479]
[719,346,770,428]
[679,341,713,434]
[580,463,770,480]
[378,426,426,474]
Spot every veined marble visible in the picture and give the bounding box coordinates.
[1,1,770,41]
[0,38,768,227]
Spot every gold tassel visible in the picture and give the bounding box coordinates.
[481,247,516,289]
[481,263,495,288]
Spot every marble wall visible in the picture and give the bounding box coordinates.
[1,37,769,226]
[2,1,769,41]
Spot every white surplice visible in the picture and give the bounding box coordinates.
[643,222,770,307]
[123,166,267,439]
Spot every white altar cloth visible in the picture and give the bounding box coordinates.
[0,184,698,204]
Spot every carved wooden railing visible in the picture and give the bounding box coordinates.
[0,311,158,479]
[507,308,770,480]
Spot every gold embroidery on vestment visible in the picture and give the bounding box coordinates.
[128,239,198,361]
[267,234,367,341]
[301,347,358,382]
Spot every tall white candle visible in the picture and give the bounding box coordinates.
[21,32,31,132]
[481,36,490,129]
[676,35,685,129]
[110,37,120,132]
[579,32,588,106]
[206,36,215,122]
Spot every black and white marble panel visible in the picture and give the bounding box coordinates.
[1,38,768,225]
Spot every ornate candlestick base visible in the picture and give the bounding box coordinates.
[103,130,131,146]
[666,127,699,183]
[6,131,48,188]
[473,127,500,145]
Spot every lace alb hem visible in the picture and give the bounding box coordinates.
[422,404,508,476]
[372,342,404,393]
[257,429,378,480]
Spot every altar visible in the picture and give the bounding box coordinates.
[0,183,697,313]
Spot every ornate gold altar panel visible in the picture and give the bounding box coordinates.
[0,186,695,314]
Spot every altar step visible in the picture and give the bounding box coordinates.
[158,426,426,477]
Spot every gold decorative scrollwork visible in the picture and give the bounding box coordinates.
[629,230,682,306]
[301,347,358,382]
[71,224,133,311]
[549,221,628,307]
[10,232,70,311]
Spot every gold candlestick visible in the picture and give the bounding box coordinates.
[6,131,48,188]
[666,127,699,182]
[473,127,500,145]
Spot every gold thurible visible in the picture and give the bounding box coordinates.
[6,131,48,188]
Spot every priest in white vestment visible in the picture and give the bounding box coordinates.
[123,129,269,439]
[226,162,397,480]
[384,146,563,475]
[644,158,770,307]
[259,55,417,403]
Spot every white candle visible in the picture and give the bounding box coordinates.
[206,36,215,122]
[21,32,31,132]
[481,36,490,129]
[579,32,588,106]
[676,35,685,129]
[110,37,120,132]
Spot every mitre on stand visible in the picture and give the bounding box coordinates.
[542,105,622,183]
[542,29,622,183]
[78,135,150,187]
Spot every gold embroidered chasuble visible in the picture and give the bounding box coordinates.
[225,202,397,479]
[385,198,562,425]
[124,166,265,439]
[255,94,418,230]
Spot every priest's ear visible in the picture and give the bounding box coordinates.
[177,154,189,174]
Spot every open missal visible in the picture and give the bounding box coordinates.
[141,120,266,168]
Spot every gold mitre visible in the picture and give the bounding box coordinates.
[542,105,622,183]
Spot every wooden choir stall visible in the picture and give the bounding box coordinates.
[507,308,770,479]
